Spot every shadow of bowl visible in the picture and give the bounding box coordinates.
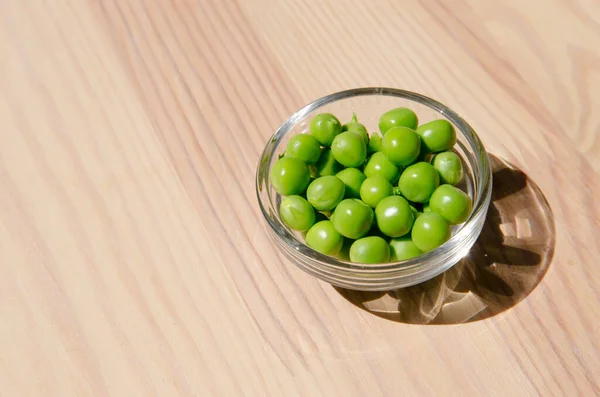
[335,154,556,324]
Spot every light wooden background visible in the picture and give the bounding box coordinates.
[1,0,599,395]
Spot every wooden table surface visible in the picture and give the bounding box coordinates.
[2,0,599,395]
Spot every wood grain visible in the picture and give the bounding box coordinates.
[1,0,599,395]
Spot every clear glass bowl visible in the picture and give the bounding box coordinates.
[256,88,492,291]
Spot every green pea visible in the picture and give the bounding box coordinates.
[375,195,414,237]
[379,107,419,134]
[416,119,457,153]
[310,113,342,146]
[432,151,463,186]
[429,184,472,225]
[349,236,390,264]
[381,127,421,166]
[368,132,383,153]
[271,157,311,196]
[336,168,366,199]
[342,112,369,146]
[312,148,344,177]
[360,175,393,208]
[331,131,367,168]
[332,198,374,239]
[411,212,451,252]
[285,134,321,164]
[389,236,423,261]
[279,195,315,231]
[397,162,440,203]
[363,151,401,184]
[306,176,345,211]
[306,220,344,255]
[423,203,432,213]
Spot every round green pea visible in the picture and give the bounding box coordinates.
[342,113,369,146]
[433,151,464,186]
[423,203,432,213]
[331,131,367,168]
[271,157,311,196]
[312,148,344,177]
[279,195,315,231]
[375,195,414,237]
[416,119,457,153]
[411,212,451,252]
[336,168,366,199]
[368,132,383,153]
[306,220,344,255]
[389,236,423,261]
[363,151,401,184]
[331,199,374,239]
[306,176,345,211]
[429,184,472,225]
[360,175,393,208]
[310,113,342,146]
[349,236,390,264]
[285,134,321,164]
[379,107,419,134]
[397,162,440,203]
[381,127,421,166]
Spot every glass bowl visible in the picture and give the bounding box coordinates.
[256,88,492,291]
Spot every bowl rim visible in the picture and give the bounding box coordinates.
[256,87,492,272]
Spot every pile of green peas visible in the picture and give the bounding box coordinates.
[271,108,472,264]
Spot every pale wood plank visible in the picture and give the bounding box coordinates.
[0,0,598,395]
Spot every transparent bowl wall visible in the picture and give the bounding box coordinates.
[256,88,492,291]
